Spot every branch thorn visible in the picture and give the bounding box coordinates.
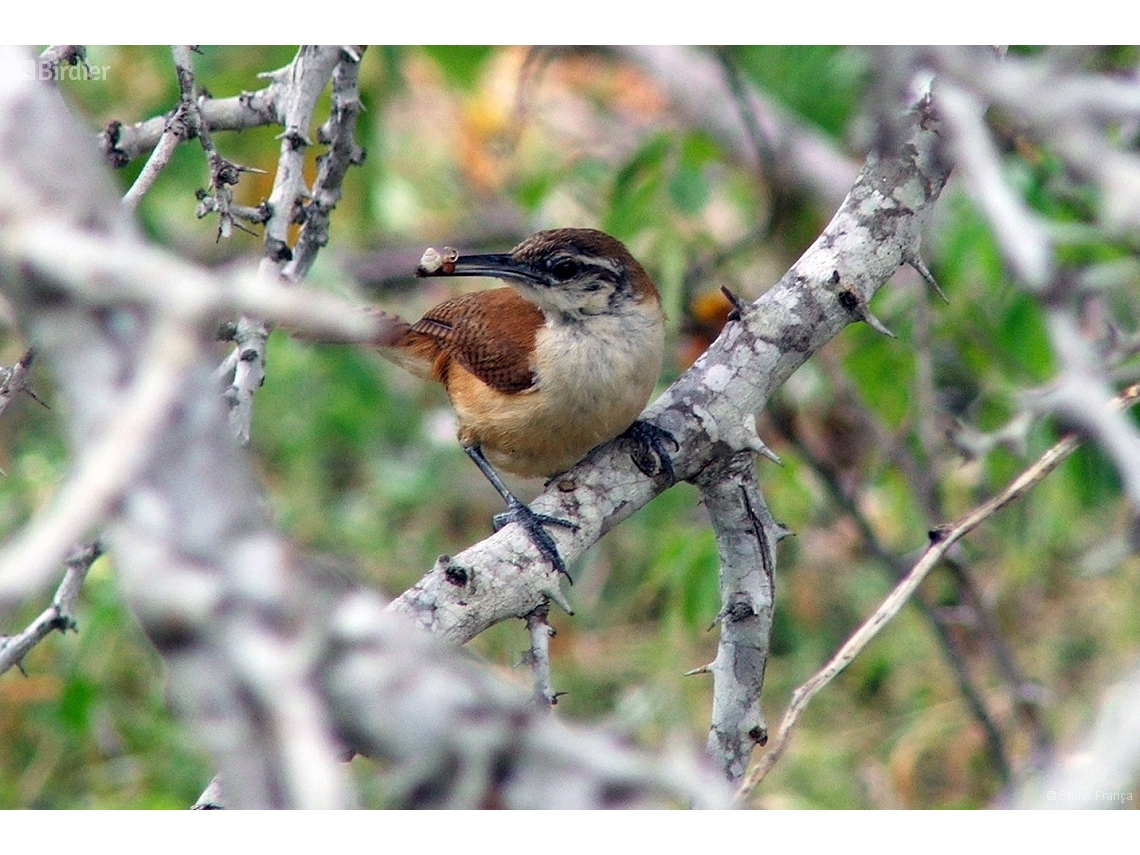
[542,581,574,616]
[719,284,749,322]
[907,249,947,303]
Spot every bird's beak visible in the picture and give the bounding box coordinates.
[416,247,540,283]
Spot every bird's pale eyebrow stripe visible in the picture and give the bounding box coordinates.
[562,253,621,278]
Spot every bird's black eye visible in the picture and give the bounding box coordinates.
[550,258,579,281]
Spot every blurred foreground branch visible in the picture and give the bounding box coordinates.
[0,44,729,809]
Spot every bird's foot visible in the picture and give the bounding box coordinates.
[623,419,679,484]
[493,498,579,580]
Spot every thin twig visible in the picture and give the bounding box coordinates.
[524,602,557,709]
[122,46,198,211]
[767,395,1020,784]
[0,348,37,419]
[0,542,102,675]
[36,45,87,86]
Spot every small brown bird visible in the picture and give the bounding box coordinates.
[375,228,674,575]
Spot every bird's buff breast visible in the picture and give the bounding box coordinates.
[449,306,664,478]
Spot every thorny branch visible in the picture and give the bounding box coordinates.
[384,71,948,787]
[225,46,362,447]
[121,47,197,211]
[524,602,557,709]
[388,84,951,643]
[103,64,279,168]
[693,454,781,783]
[116,47,268,223]
[174,46,269,241]
[0,348,40,419]
[0,542,102,675]
[284,47,367,283]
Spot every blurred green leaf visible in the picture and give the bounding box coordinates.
[725,46,869,138]
[57,676,96,734]
[419,46,493,89]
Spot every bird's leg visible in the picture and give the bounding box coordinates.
[464,445,579,579]
[622,420,679,484]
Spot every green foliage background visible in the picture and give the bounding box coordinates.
[3,45,1140,808]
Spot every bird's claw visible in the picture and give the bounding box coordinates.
[493,498,579,580]
[623,419,679,484]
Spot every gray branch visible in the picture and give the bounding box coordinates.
[390,89,951,644]
[284,47,367,283]
[121,46,198,211]
[255,46,344,265]
[933,46,1140,234]
[325,590,729,807]
[0,315,200,605]
[225,46,346,446]
[0,542,101,675]
[0,348,38,419]
[102,75,280,168]
[524,601,557,709]
[694,454,781,783]
[936,77,1052,289]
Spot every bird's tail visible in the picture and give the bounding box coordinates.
[281,307,411,348]
[365,308,412,348]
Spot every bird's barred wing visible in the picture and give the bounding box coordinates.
[406,288,541,394]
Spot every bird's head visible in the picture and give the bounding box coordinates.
[417,228,659,323]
